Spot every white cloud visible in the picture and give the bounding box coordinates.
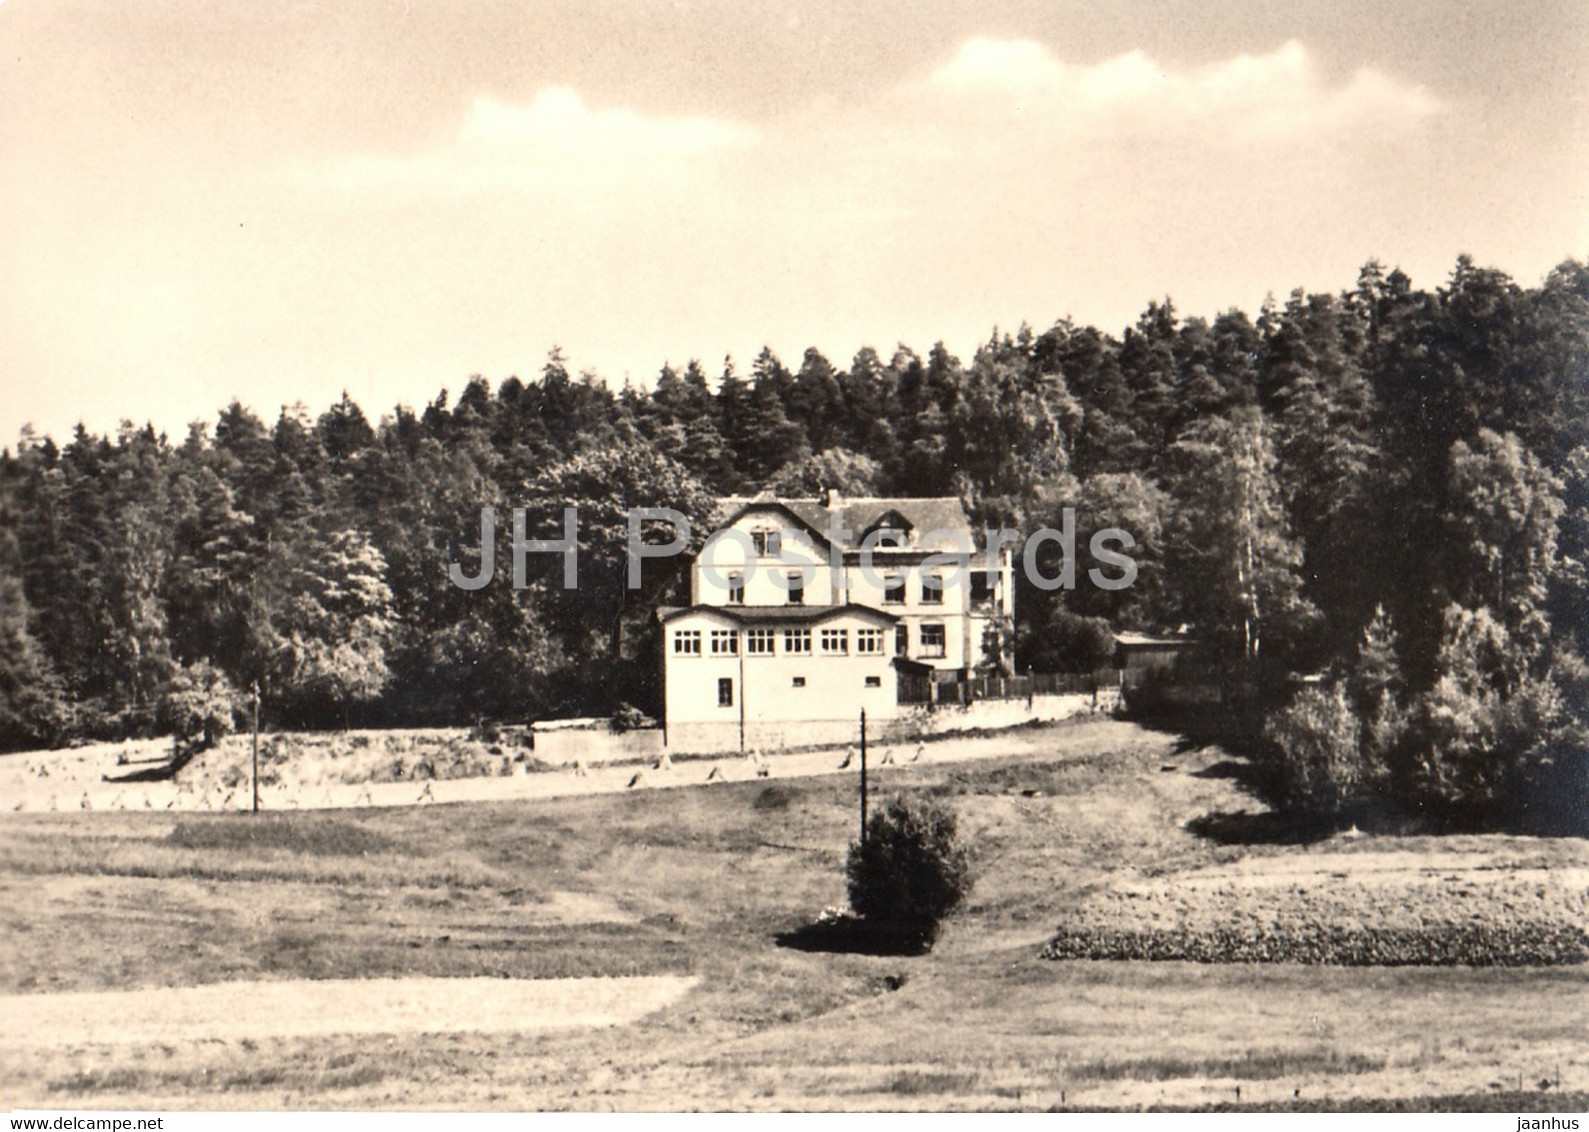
[930,37,1071,94]
[302,88,758,195]
[459,89,754,157]
[923,38,1441,141]
[256,38,1451,419]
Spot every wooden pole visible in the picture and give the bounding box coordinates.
[251,682,261,815]
[859,708,868,845]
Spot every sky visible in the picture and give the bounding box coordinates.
[2,0,1586,446]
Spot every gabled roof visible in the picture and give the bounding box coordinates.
[861,508,914,534]
[708,499,840,549]
[712,495,981,553]
[656,603,899,626]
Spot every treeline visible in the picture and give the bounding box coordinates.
[0,256,1585,826]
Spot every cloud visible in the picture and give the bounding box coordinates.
[292,41,1439,206]
[257,37,1451,409]
[301,88,758,196]
[923,38,1442,141]
[459,89,755,159]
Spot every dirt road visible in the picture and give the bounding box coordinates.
[0,975,698,1048]
[0,716,1122,813]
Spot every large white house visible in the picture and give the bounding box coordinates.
[657,492,1015,752]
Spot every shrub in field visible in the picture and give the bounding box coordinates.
[1262,683,1363,825]
[162,660,244,752]
[846,794,972,950]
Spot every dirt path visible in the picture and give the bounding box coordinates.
[0,975,697,1048]
[1,716,1128,813]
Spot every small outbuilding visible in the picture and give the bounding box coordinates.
[1112,631,1196,684]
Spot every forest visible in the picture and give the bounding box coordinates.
[1,255,1585,828]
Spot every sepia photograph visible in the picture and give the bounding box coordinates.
[0,0,1586,1117]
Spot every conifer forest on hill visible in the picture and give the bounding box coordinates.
[2,256,1586,830]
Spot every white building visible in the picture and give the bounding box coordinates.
[658,492,1015,752]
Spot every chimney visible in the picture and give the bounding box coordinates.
[821,486,841,509]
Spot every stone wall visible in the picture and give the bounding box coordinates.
[662,688,1117,755]
[530,725,666,765]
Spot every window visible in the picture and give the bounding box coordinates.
[786,571,804,605]
[751,529,781,557]
[865,675,882,688]
[883,575,905,604]
[746,628,776,655]
[791,676,806,688]
[784,628,812,655]
[871,528,906,549]
[970,570,995,603]
[921,573,944,605]
[710,629,739,655]
[728,572,745,604]
[920,623,947,658]
[895,624,909,656]
[717,678,733,707]
[820,628,849,654]
[856,628,883,655]
[673,630,701,655]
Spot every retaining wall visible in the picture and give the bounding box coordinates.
[662,687,1118,755]
[530,725,665,765]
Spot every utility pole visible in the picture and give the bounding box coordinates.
[859,708,868,845]
[251,682,261,815]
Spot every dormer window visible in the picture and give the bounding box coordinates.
[751,529,781,557]
[862,509,915,551]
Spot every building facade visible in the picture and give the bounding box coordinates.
[658,493,1015,752]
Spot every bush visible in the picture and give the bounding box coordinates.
[1402,605,1589,825]
[609,702,654,733]
[162,661,244,753]
[846,794,972,950]
[468,718,503,743]
[1263,683,1363,826]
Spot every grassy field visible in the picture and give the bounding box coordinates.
[1,717,1585,1111]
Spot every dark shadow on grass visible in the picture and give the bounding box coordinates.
[1185,809,1328,846]
[1171,735,1215,756]
[1127,702,1274,761]
[167,815,397,856]
[1189,759,1247,780]
[103,739,208,784]
[775,915,932,957]
[1190,756,1285,803]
